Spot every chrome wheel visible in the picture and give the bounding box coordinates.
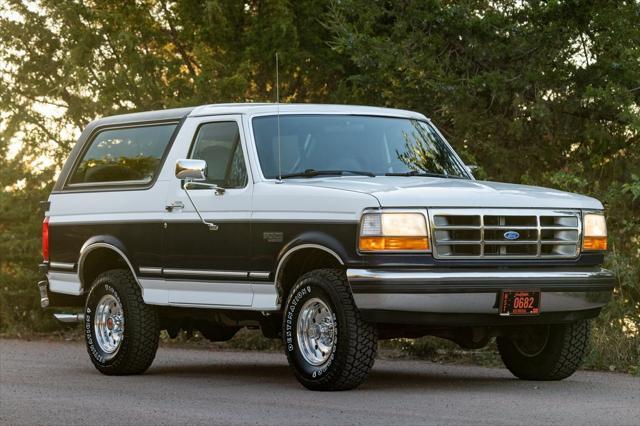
[513,325,550,357]
[94,294,124,354]
[296,298,337,366]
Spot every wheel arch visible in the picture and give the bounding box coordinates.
[78,236,142,293]
[274,233,348,304]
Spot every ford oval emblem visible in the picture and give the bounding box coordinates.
[504,231,520,240]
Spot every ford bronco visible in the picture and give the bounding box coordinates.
[39,103,615,390]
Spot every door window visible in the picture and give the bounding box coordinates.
[190,122,248,188]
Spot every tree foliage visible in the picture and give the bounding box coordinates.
[0,0,637,369]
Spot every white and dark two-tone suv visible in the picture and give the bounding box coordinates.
[39,103,615,390]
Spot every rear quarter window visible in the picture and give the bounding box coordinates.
[67,123,177,187]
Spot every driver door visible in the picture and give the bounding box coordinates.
[163,115,253,306]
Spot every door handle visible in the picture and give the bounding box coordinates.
[165,201,184,212]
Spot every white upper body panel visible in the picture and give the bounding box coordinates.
[49,103,603,218]
[251,181,379,222]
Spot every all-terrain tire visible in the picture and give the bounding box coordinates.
[84,269,159,375]
[497,321,590,381]
[283,268,378,391]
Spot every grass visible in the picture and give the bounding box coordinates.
[585,317,640,374]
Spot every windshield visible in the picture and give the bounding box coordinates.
[252,115,469,179]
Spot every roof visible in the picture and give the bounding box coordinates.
[91,103,428,127]
[189,103,428,120]
[89,106,196,128]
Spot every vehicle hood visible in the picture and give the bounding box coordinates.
[285,176,603,210]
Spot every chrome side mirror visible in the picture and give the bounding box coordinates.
[174,158,219,231]
[175,159,207,180]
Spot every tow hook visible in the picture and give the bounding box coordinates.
[53,313,85,323]
[38,280,49,308]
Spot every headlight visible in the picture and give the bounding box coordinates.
[359,211,430,252]
[582,213,607,251]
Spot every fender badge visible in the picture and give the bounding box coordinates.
[263,232,284,243]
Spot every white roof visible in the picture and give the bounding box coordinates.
[188,103,429,120]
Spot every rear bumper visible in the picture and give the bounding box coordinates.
[347,267,615,325]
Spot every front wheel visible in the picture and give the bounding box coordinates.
[84,269,159,375]
[283,269,378,391]
[497,321,590,381]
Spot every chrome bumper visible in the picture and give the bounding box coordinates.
[347,267,615,321]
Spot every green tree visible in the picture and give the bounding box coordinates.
[0,0,346,331]
[327,0,640,370]
[1,0,637,371]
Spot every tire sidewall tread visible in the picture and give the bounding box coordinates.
[85,269,159,375]
[497,321,590,381]
[283,268,377,391]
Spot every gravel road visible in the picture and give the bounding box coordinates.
[1,339,638,425]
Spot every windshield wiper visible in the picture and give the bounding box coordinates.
[280,169,375,179]
[385,170,466,179]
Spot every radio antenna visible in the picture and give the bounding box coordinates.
[276,52,282,183]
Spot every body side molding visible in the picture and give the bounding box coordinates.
[138,267,272,280]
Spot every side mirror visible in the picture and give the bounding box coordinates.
[175,159,207,180]
[173,158,221,232]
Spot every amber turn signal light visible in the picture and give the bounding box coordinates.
[582,236,607,251]
[582,214,607,251]
[359,236,430,251]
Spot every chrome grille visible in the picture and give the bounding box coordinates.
[430,209,581,259]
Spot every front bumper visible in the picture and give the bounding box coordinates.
[347,267,615,326]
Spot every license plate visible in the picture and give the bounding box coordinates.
[499,290,541,316]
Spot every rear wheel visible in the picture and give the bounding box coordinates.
[497,321,590,381]
[84,269,159,375]
[283,269,378,391]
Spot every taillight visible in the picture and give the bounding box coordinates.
[42,217,49,261]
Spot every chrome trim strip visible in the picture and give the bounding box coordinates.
[248,271,271,279]
[347,268,614,282]
[49,261,75,271]
[275,244,344,287]
[66,178,152,188]
[248,218,358,223]
[138,267,271,280]
[162,268,249,278]
[139,267,163,275]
